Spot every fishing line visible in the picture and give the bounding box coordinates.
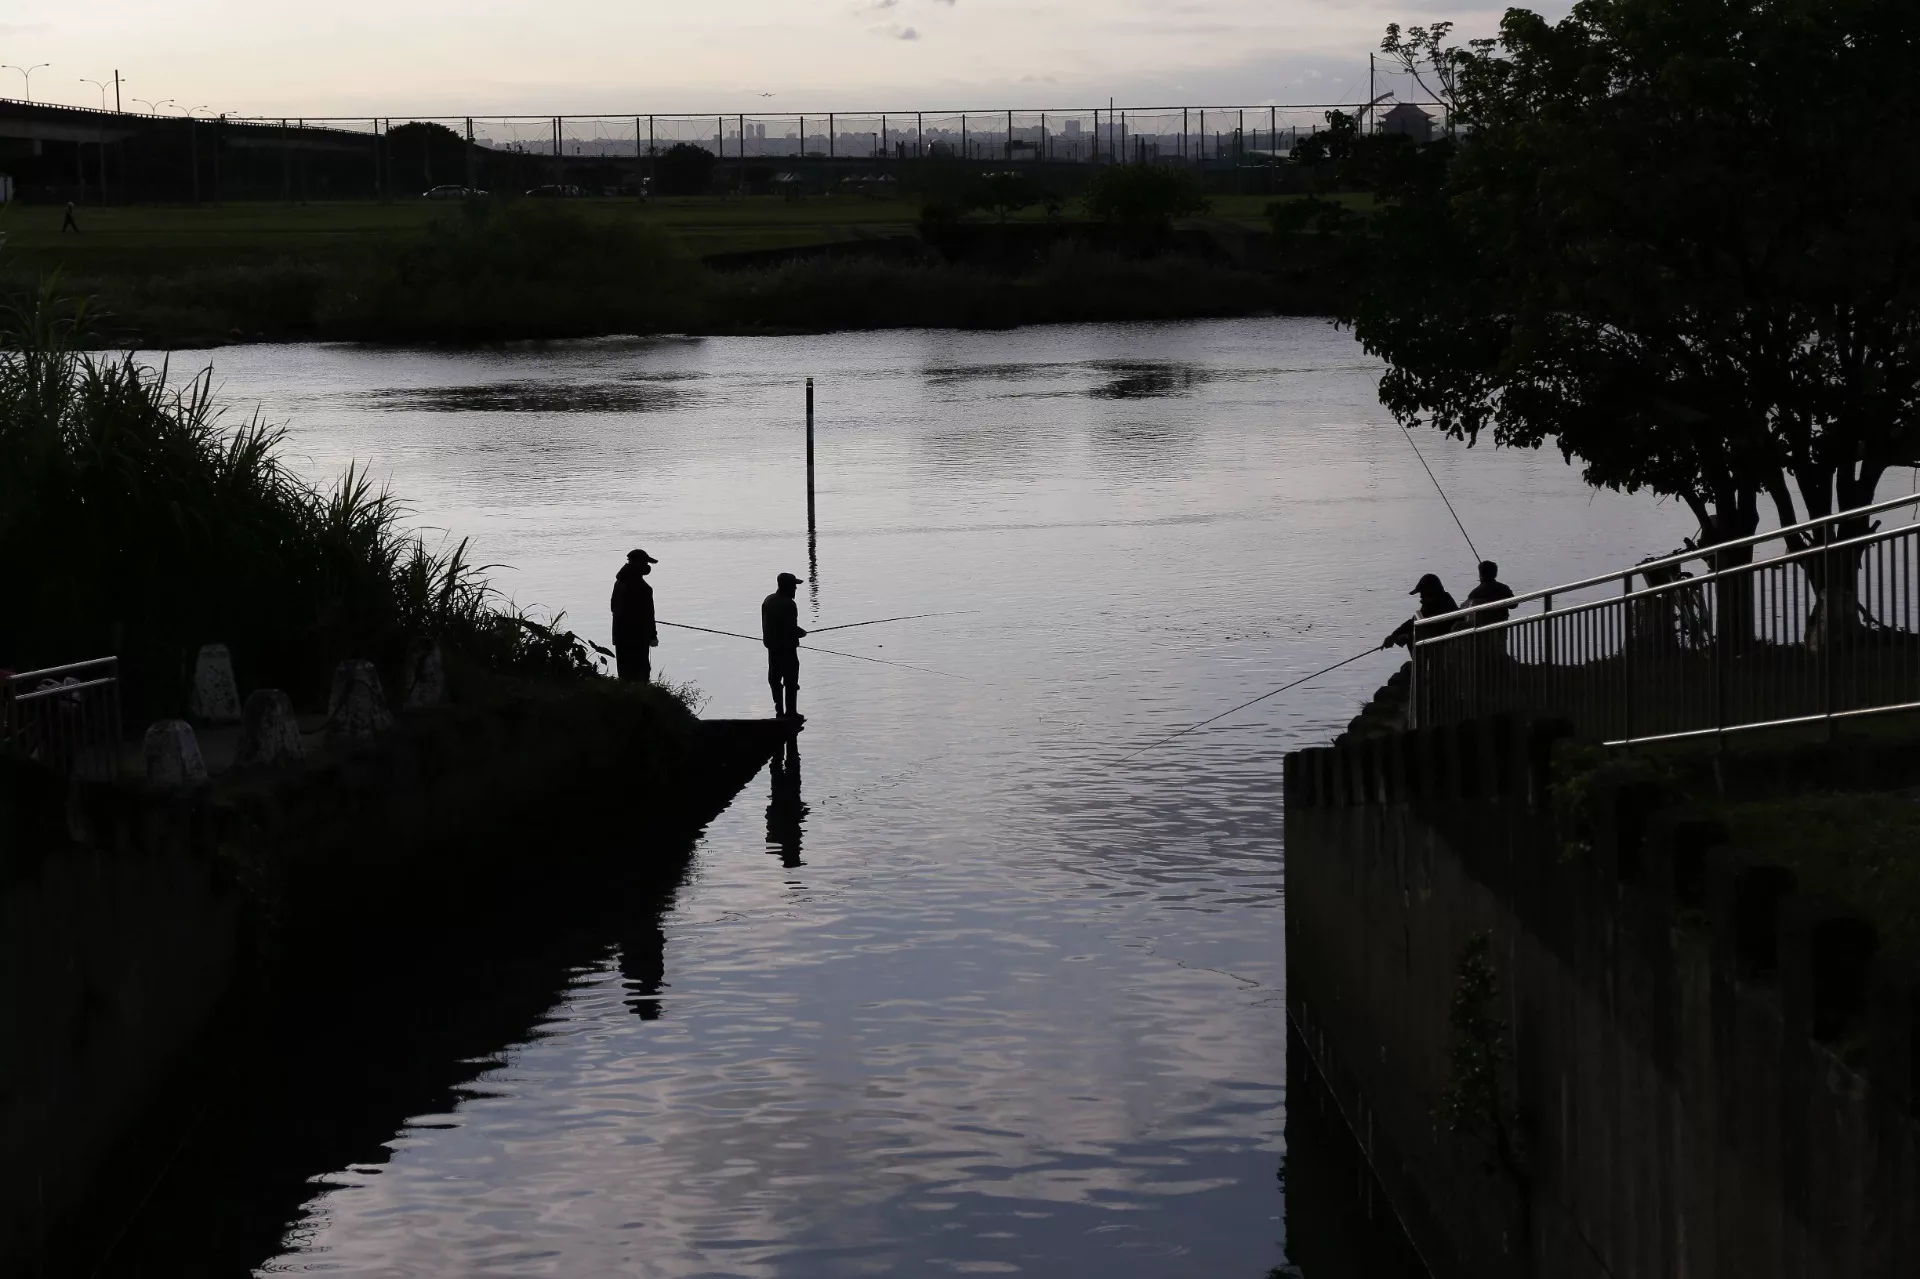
[1113,644,1381,763]
[657,620,968,680]
[809,609,977,635]
[1399,426,1482,562]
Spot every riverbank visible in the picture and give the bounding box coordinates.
[0,196,1343,347]
[2,672,790,1274]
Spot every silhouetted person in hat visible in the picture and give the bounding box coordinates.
[1382,573,1461,648]
[761,571,807,720]
[1464,560,1515,626]
[61,201,79,234]
[610,549,658,681]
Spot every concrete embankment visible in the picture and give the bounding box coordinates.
[1284,718,1920,1278]
[1,683,786,1273]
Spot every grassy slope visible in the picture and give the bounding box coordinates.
[0,192,1309,269]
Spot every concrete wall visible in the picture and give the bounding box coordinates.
[0,688,783,1272]
[1284,720,1920,1279]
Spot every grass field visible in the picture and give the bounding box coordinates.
[0,192,1301,272]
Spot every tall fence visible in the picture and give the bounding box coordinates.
[0,96,1447,204]
[1411,493,1920,745]
[1,658,122,781]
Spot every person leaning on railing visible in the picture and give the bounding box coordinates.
[1381,573,1461,649]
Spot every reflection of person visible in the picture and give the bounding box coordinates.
[1382,573,1461,649]
[618,916,667,1021]
[760,571,807,720]
[765,737,807,868]
[1464,560,1515,626]
[610,549,658,681]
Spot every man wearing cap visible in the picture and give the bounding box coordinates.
[761,571,808,720]
[610,549,659,681]
[1382,573,1461,649]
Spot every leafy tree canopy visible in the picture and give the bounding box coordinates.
[1081,164,1209,229]
[653,143,716,197]
[1326,1,1920,557]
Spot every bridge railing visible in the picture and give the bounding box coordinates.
[1409,493,1920,745]
[1,657,123,781]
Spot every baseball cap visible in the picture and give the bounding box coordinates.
[1410,572,1443,595]
[628,548,658,563]
[776,571,802,586]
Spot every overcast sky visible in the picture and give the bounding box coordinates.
[2,1,1565,118]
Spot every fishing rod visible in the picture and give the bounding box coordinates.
[808,609,976,635]
[1114,644,1380,762]
[1399,426,1482,562]
[657,620,968,680]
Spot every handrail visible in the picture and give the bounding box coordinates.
[1414,515,1920,647]
[1414,489,1920,631]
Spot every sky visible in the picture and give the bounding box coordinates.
[0,1,1569,119]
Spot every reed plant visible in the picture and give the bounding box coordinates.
[0,281,609,721]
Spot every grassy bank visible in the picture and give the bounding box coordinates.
[0,195,1329,345]
[0,287,636,721]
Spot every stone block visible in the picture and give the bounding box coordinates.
[401,637,447,710]
[187,643,241,724]
[143,720,208,787]
[235,689,304,769]
[325,660,394,742]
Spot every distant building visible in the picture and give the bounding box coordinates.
[1380,102,1434,143]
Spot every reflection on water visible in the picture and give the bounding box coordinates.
[359,377,697,414]
[112,318,1684,1277]
[1087,362,1209,399]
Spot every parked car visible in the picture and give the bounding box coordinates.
[525,184,585,198]
[423,185,486,199]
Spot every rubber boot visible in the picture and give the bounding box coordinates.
[784,686,804,724]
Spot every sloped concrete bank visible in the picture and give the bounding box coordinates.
[1,684,787,1274]
[1284,719,1920,1279]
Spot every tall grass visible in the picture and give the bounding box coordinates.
[0,282,606,720]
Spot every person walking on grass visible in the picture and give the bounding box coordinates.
[610,549,658,681]
[61,201,79,234]
[761,571,807,721]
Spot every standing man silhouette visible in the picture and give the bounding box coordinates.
[610,549,658,681]
[761,571,807,720]
[60,201,80,234]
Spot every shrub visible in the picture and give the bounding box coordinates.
[653,143,717,196]
[0,284,607,719]
[1081,164,1210,229]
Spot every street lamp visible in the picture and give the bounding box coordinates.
[81,77,113,110]
[133,97,172,115]
[3,63,50,102]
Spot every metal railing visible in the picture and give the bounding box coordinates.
[1410,493,1920,745]
[1,657,123,781]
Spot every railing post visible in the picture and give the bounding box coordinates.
[1409,627,1421,729]
[1822,517,1835,740]
[1620,574,1634,746]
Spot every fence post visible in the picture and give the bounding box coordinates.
[1621,574,1634,746]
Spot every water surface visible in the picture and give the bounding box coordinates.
[181,319,1679,1276]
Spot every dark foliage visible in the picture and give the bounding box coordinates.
[653,143,717,196]
[1081,164,1209,229]
[0,286,611,719]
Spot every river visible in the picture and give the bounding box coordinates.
[162,318,1677,1276]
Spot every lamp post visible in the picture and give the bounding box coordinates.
[81,78,112,110]
[133,98,172,115]
[3,63,50,102]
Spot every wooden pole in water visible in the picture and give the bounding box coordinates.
[805,378,816,525]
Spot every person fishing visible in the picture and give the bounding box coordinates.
[761,571,807,721]
[610,549,658,681]
[1381,573,1461,649]
[1463,560,1515,626]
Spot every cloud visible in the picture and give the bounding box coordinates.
[894,25,920,39]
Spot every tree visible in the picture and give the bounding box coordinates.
[969,170,1044,222]
[1080,164,1209,230]
[653,143,715,196]
[385,121,468,190]
[1331,0,1920,630]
